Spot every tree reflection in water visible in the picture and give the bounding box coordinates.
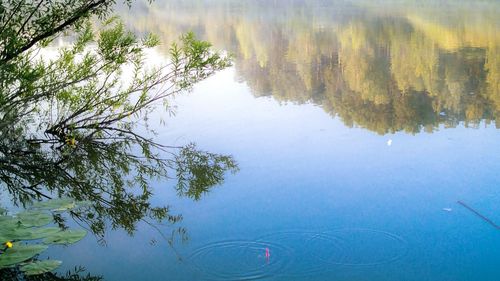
[0,2,238,277]
[122,0,500,135]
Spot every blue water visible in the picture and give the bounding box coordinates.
[44,68,500,281]
[47,1,500,280]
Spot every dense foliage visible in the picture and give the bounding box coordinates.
[0,0,237,240]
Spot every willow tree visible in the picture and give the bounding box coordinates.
[0,0,238,236]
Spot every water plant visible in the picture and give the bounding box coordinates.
[0,199,88,275]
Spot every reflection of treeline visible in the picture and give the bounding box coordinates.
[237,17,500,134]
[123,0,500,134]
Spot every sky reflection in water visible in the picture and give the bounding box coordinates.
[48,1,500,280]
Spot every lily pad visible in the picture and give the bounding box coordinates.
[0,216,18,229]
[0,222,61,241]
[32,198,75,211]
[20,260,62,275]
[15,227,62,240]
[17,211,53,227]
[0,225,33,240]
[43,229,87,245]
[75,200,93,208]
[0,216,14,223]
[27,227,62,239]
[0,244,48,267]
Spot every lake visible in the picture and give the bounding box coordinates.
[46,0,500,280]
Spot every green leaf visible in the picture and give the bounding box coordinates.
[0,225,33,240]
[75,200,93,208]
[17,211,53,227]
[0,214,60,240]
[32,198,76,211]
[0,244,48,267]
[23,227,62,240]
[1,226,61,241]
[20,260,62,275]
[43,229,87,245]
[0,215,14,222]
[143,33,160,48]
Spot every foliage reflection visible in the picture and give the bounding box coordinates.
[123,0,500,134]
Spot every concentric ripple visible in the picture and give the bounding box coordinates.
[187,240,293,281]
[256,231,345,277]
[187,229,408,279]
[312,228,408,266]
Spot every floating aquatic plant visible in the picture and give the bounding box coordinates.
[0,199,88,275]
[20,260,63,276]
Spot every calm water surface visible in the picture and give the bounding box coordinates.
[49,1,500,280]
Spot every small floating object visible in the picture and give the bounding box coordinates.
[387,139,392,146]
[265,248,270,260]
[442,208,452,212]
